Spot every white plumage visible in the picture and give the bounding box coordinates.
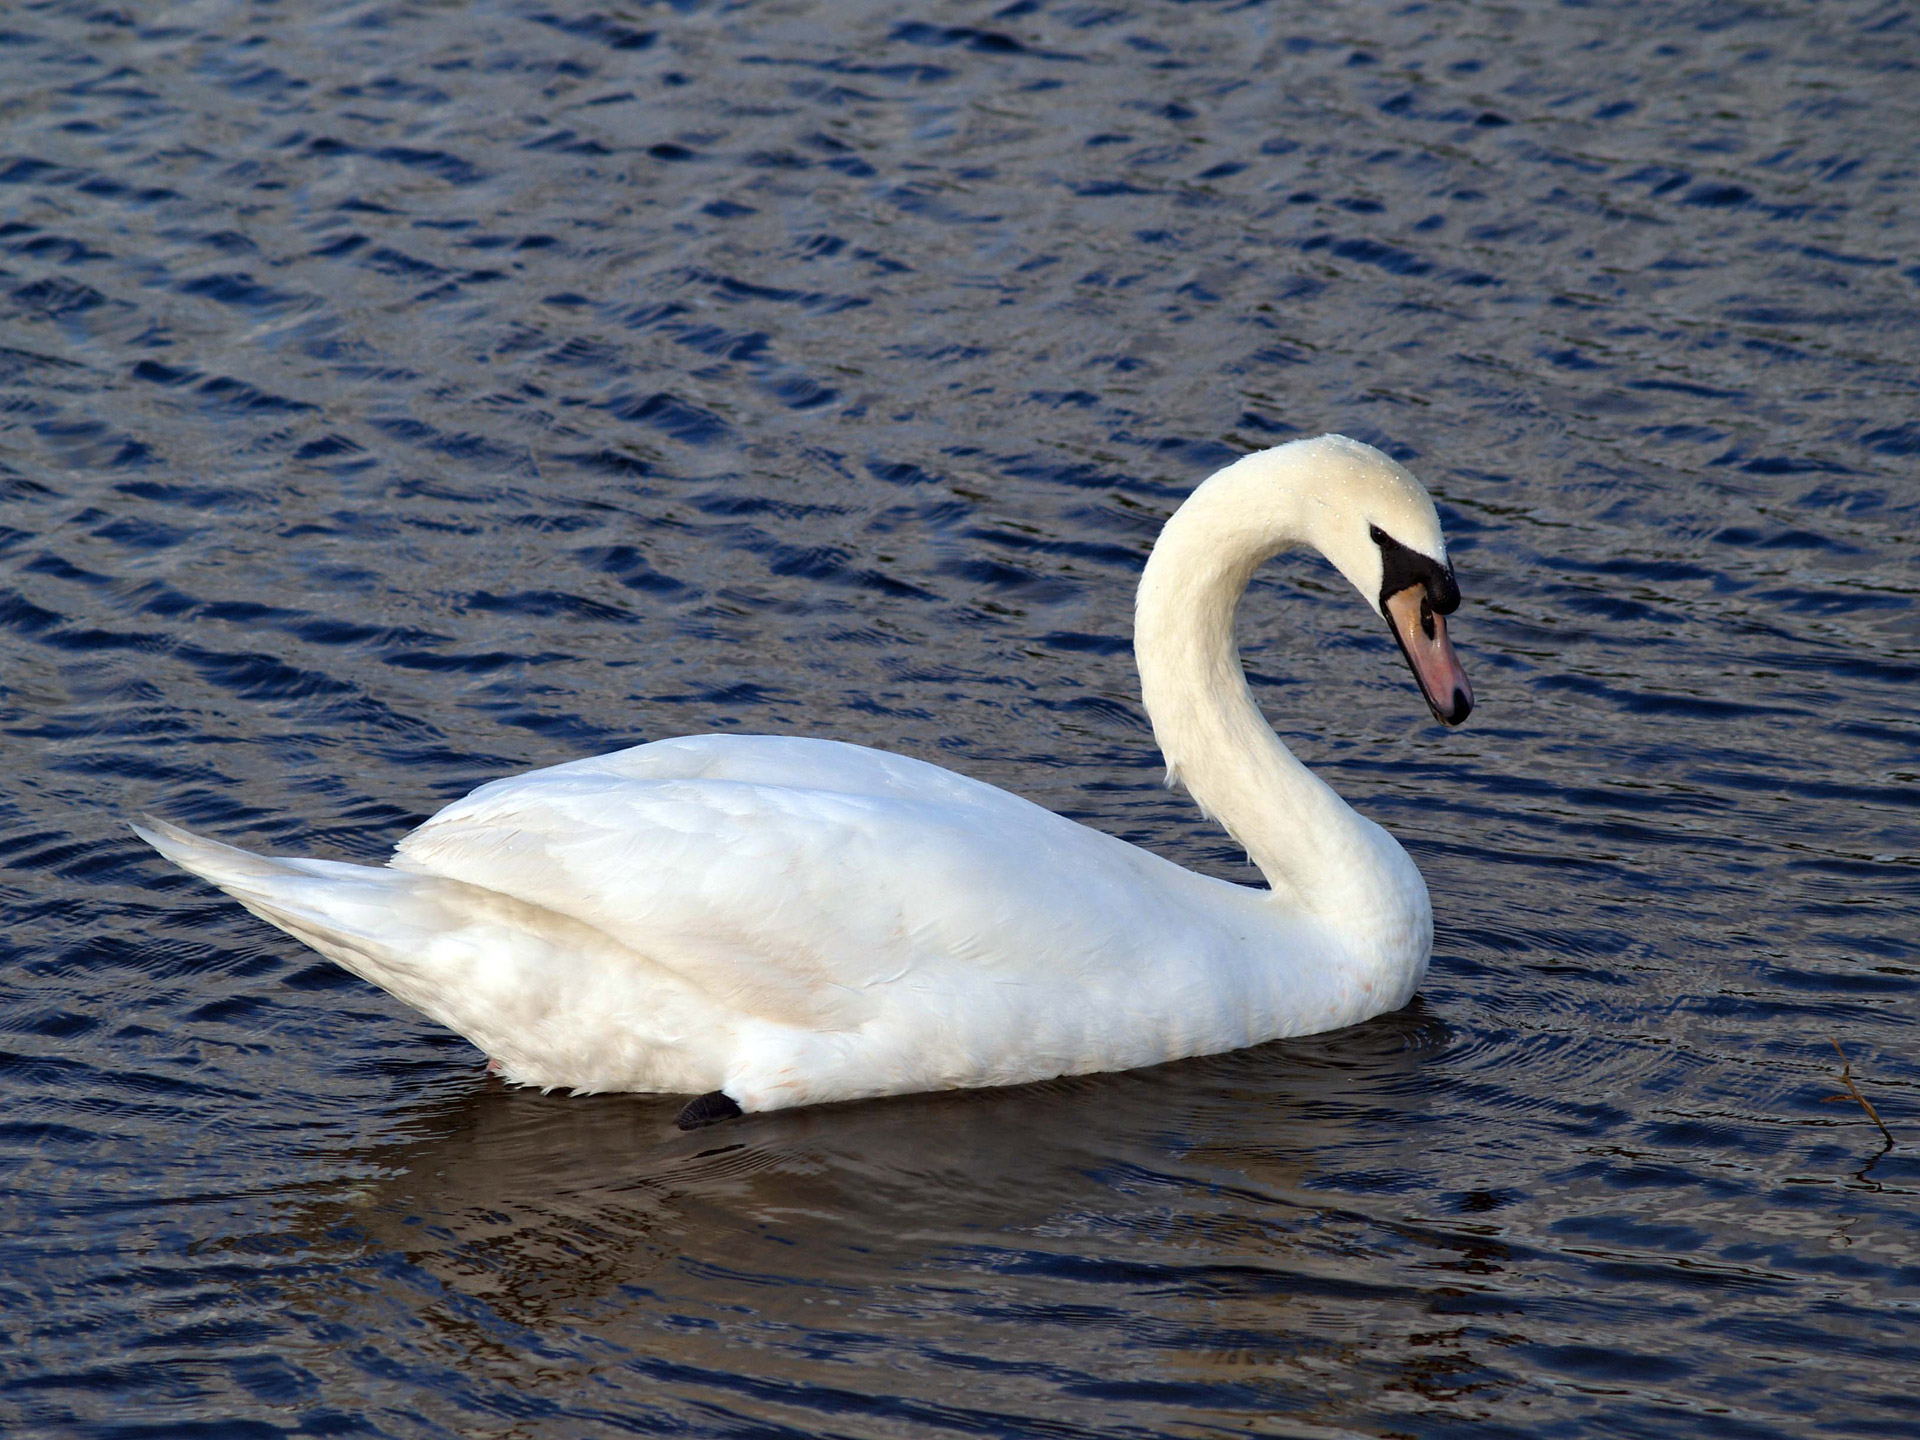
[137,434,1473,1121]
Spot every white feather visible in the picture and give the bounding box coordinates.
[137,435,1462,1114]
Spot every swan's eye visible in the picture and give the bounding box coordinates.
[1368,523,1460,617]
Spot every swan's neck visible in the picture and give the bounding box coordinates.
[1133,459,1410,916]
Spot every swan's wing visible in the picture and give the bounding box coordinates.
[391,768,1166,1031]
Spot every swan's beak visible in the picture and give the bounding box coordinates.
[1384,584,1473,726]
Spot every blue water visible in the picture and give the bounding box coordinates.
[2,2,1916,1435]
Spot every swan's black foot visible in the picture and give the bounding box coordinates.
[675,1090,743,1130]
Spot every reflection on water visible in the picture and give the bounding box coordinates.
[1,0,1917,1435]
[280,1015,1457,1435]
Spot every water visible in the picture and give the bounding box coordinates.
[2,1,1916,1434]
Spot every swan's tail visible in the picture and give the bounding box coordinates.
[133,817,707,1094]
[136,817,417,959]
[131,815,502,1025]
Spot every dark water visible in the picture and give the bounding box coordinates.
[2,1,1916,1435]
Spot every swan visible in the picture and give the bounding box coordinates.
[136,434,1473,1128]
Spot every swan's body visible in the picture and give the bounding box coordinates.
[139,435,1473,1120]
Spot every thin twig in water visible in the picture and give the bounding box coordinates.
[1823,1037,1894,1147]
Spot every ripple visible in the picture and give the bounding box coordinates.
[0,0,1917,1436]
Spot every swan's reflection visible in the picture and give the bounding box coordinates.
[277,1007,1467,1428]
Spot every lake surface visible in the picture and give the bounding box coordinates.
[2,2,1917,1435]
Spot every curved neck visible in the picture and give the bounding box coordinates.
[1133,460,1389,910]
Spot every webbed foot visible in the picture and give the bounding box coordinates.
[675,1090,744,1130]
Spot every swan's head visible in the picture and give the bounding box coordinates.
[1275,435,1474,726]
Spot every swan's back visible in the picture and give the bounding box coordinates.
[450,733,1020,811]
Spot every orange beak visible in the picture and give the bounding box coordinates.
[1384,584,1473,726]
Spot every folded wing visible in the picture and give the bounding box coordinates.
[391,738,1185,1032]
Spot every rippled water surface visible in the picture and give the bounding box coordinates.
[2,1,1917,1435]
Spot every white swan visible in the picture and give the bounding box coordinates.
[137,435,1472,1127]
